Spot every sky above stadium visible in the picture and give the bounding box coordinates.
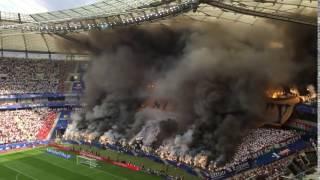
[0,0,97,14]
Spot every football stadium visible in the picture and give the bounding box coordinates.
[0,0,317,180]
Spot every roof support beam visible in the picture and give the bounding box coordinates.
[70,9,83,16]
[21,30,28,59]
[0,49,88,59]
[203,0,316,26]
[0,32,3,58]
[102,1,122,13]
[41,34,51,60]
[91,4,105,12]
[18,13,22,24]
[58,10,73,19]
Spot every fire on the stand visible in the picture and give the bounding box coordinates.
[266,88,285,99]
[265,87,299,99]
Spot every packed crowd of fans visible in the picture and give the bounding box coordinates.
[233,128,299,162]
[0,58,76,94]
[151,128,300,172]
[232,154,294,180]
[64,127,301,174]
[0,109,58,144]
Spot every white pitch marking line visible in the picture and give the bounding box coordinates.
[79,163,128,180]
[4,164,38,180]
[36,149,127,180]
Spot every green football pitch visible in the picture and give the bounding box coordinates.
[0,147,199,180]
[0,148,163,180]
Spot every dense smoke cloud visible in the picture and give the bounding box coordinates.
[62,21,316,164]
[277,22,317,94]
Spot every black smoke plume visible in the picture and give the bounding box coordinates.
[61,21,316,163]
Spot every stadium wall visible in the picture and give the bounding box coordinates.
[0,140,49,153]
[0,102,81,110]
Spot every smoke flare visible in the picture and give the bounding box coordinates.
[62,21,316,164]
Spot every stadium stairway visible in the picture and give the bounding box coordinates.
[37,112,60,140]
[46,112,61,140]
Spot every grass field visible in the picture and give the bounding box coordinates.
[0,148,163,180]
[69,144,199,180]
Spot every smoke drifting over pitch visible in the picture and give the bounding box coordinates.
[62,21,316,163]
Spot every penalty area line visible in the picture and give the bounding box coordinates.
[34,149,126,180]
[3,164,38,180]
[80,163,128,180]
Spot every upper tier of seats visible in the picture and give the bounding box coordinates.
[0,59,77,94]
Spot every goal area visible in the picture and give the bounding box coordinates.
[76,155,98,168]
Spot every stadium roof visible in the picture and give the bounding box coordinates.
[0,0,316,58]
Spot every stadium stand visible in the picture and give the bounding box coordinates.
[36,111,59,140]
[0,109,58,144]
[0,58,76,94]
[232,154,294,180]
[0,58,315,179]
[152,128,301,171]
[232,128,300,162]
[64,126,310,179]
[0,57,315,179]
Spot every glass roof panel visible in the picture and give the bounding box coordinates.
[0,0,315,55]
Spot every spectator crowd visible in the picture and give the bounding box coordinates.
[153,128,300,172]
[232,155,294,180]
[0,58,76,94]
[0,58,309,179]
[65,127,301,176]
[0,109,58,144]
[232,128,299,163]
